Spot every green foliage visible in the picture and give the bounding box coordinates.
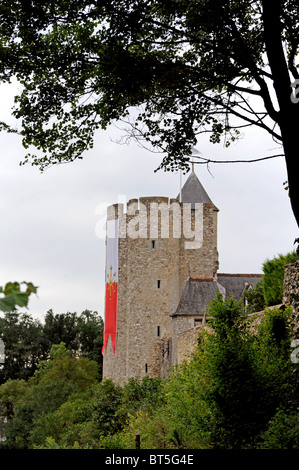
[163,338,212,449]
[0,313,46,383]
[30,342,99,389]
[203,294,261,447]
[262,251,299,306]
[187,295,294,448]
[0,293,298,449]
[43,309,104,370]
[111,298,295,450]
[39,376,165,450]
[0,282,37,313]
[104,406,174,450]
[121,376,165,415]
[1,368,168,449]
[207,293,247,336]
[28,379,124,449]
[243,251,299,313]
[257,306,292,354]
[76,310,105,364]
[118,295,292,450]
[2,343,99,448]
[0,379,28,438]
[104,376,168,449]
[261,408,299,449]
[0,309,103,383]
[0,0,296,177]
[243,280,265,313]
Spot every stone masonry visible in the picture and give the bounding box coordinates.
[102,171,219,382]
[102,170,261,383]
[283,259,299,336]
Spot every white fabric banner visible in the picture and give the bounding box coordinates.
[106,219,119,284]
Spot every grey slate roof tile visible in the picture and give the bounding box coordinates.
[177,170,218,210]
[173,274,262,317]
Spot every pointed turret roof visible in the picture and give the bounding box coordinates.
[177,168,218,210]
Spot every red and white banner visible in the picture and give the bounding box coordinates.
[102,219,119,355]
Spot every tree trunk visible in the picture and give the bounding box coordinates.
[262,0,299,230]
[280,119,299,231]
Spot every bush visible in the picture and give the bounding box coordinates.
[261,408,299,449]
[262,251,298,306]
[243,280,265,313]
[200,296,294,448]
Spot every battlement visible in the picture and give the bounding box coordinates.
[107,195,216,217]
[106,196,217,248]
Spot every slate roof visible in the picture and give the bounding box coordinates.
[217,273,263,300]
[172,278,225,317]
[173,274,263,317]
[177,170,218,210]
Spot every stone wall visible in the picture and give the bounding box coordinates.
[283,260,299,307]
[283,260,299,336]
[160,323,211,375]
[176,323,214,364]
[176,326,201,364]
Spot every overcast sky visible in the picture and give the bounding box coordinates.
[0,81,297,321]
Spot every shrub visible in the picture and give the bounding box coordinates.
[261,408,299,449]
[262,251,298,306]
[243,280,265,313]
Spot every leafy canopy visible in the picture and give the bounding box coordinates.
[0,0,298,173]
[0,309,103,383]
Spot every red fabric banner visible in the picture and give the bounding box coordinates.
[102,219,119,355]
[102,281,118,355]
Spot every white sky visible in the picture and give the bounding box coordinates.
[0,82,297,321]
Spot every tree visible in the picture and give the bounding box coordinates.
[75,309,104,365]
[30,376,165,449]
[0,313,47,383]
[43,309,104,370]
[243,251,299,310]
[2,343,99,448]
[43,310,80,353]
[202,295,294,448]
[0,309,103,384]
[0,378,28,440]
[0,1,299,226]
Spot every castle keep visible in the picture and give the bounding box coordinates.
[102,169,261,382]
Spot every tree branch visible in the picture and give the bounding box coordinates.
[201,92,282,141]
[192,154,284,164]
[219,6,280,123]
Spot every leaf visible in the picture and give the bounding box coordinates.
[4,282,21,296]
[24,282,38,295]
[0,296,17,312]
[0,281,38,312]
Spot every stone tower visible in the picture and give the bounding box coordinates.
[102,169,219,382]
